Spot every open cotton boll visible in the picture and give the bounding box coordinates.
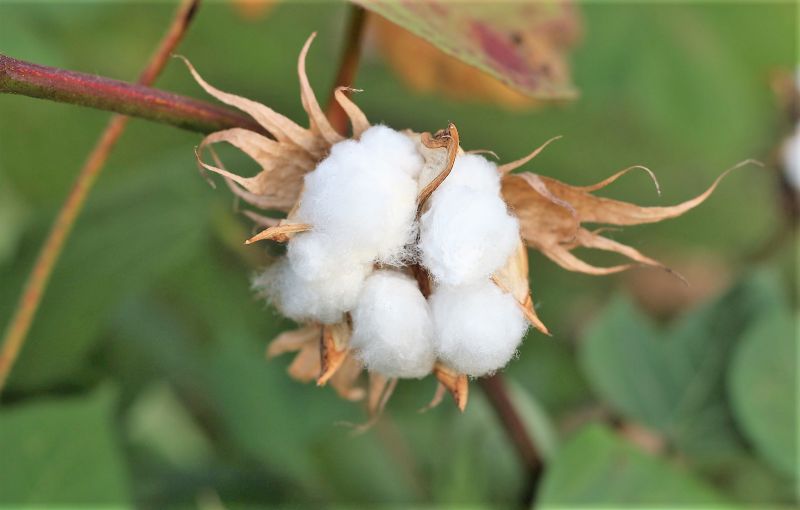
[350,271,435,378]
[419,185,520,285]
[295,126,422,264]
[255,257,370,324]
[429,282,528,377]
[437,153,501,194]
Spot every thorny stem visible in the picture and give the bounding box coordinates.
[326,4,367,135]
[0,55,261,136]
[480,374,545,506]
[0,0,203,394]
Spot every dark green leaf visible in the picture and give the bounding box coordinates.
[538,425,728,507]
[0,386,132,506]
[729,306,797,478]
[579,273,783,459]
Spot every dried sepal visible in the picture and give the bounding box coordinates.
[333,87,371,139]
[266,324,319,359]
[416,123,460,214]
[317,321,351,386]
[433,362,469,412]
[497,135,562,175]
[491,239,549,335]
[245,222,312,244]
[298,33,345,145]
[195,129,312,212]
[419,382,448,412]
[267,323,365,401]
[179,55,318,152]
[501,160,758,275]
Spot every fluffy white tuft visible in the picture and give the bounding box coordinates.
[429,282,528,377]
[419,184,519,285]
[783,123,800,191]
[256,257,370,324]
[350,271,436,378]
[294,125,422,264]
[438,153,502,194]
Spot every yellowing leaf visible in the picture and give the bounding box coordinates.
[361,1,581,99]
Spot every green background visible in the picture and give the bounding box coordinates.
[0,1,797,507]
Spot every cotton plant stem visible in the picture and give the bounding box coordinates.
[0,0,202,394]
[326,4,367,135]
[0,53,260,135]
[480,374,545,506]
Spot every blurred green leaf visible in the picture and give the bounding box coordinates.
[729,306,798,478]
[126,382,214,469]
[357,0,579,97]
[0,151,208,391]
[0,177,29,264]
[579,273,783,459]
[506,377,559,461]
[0,386,132,506]
[538,425,729,507]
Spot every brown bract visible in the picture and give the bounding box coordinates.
[501,152,755,277]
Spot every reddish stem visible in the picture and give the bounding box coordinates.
[0,54,261,135]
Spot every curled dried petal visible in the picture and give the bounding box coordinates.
[334,87,370,138]
[433,362,468,412]
[298,33,345,145]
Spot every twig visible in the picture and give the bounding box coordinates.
[0,53,260,135]
[0,0,203,393]
[480,374,544,507]
[326,4,367,135]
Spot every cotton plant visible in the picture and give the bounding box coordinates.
[186,34,736,416]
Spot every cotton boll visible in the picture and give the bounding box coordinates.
[295,127,422,263]
[256,257,370,324]
[350,271,435,378]
[419,185,520,285]
[439,153,501,194]
[429,282,528,377]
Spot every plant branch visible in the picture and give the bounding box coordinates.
[0,0,203,394]
[326,4,367,135]
[0,53,261,136]
[480,374,545,506]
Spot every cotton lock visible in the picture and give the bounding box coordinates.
[350,271,436,378]
[430,282,528,377]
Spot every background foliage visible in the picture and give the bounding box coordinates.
[0,1,796,507]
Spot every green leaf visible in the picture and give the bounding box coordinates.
[505,378,559,461]
[356,1,579,98]
[0,386,132,506]
[729,306,798,478]
[0,151,208,391]
[579,273,783,459]
[538,425,729,507]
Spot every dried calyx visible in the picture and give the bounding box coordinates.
[188,33,746,418]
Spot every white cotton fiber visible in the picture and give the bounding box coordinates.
[783,123,800,191]
[429,282,528,377]
[255,257,370,324]
[437,153,502,195]
[419,184,519,285]
[294,125,423,264]
[350,271,435,378]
